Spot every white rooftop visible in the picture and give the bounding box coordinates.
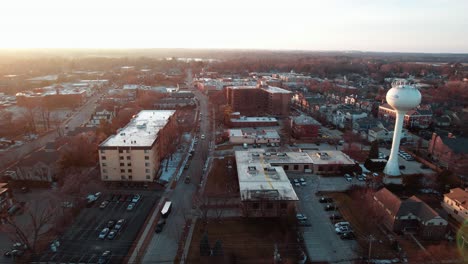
[304,150,355,165]
[99,110,175,148]
[231,116,278,123]
[235,150,298,201]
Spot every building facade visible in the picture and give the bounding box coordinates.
[98,110,177,182]
[225,83,292,117]
[442,188,468,224]
[291,115,321,139]
[428,132,468,177]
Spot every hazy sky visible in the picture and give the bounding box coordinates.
[1,0,467,53]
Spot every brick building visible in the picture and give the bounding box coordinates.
[225,83,292,117]
[291,115,321,139]
[428,132,468,177]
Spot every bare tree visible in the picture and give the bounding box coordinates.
[1,198,58,254]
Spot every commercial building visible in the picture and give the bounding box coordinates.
[228,112,278,128]
[225,83,292,117]
[374,188,447,240]
[235,150,298,217]
[16,85,87,108]
[304,150,356,175]
[291,115,321,139]
[98,110,177,182]
[228,129,280,145]
[442,188,468,224]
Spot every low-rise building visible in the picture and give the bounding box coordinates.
[428,132,468,177]
[291,115,321,139]
[374,188,447,240]
[89,105,116,127]
[228,129,280,145]
[228,112,278,128]
[442,188,468,223]
[98,110,177,182]
[235,150,298,217]
[304,150,356,175]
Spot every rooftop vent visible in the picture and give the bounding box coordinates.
[317,152,330,160]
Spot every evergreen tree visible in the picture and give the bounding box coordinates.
[200,232,211,256]
[212,240,224,256]
[368,140,379,159]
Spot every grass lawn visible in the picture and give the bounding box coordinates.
[186,218,303,264]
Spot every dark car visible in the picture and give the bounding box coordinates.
[107,220,116,229]
[319,197,333,203]
[329,214,343,220]
[98,250,111,264]
[399,165,406,170]
[155,219,166,233]
[107,230,117,240]
[340,232,356,240]
[324,204,338,211]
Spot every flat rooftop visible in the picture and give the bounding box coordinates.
[231,116,278,123]
[228,85,291,94]
[304,150,355,165]
[229,129,280,139]
[99,110,175,148]
[235,150,298,201]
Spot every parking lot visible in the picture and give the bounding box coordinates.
[292,178,359,263]
[33,192,160,264]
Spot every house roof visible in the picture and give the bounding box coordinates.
[374,188,441,221]
[436,132,468,154]
[374,188,402,216]
[445,188,468,206]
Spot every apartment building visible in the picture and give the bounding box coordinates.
[98,110,176,182]
[225,83,292,117]
[442,188,468,224]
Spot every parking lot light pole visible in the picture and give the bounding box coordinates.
[367,235,375,262]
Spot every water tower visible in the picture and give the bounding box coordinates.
[383,80,421,176]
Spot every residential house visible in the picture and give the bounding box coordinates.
[442,188,468,224]
[89,105,116,127]
[428,132,468,177]
[374,188,447,240]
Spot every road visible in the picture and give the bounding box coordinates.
[142,71,214,263]
[0,93,101,172]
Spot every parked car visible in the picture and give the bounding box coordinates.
[201,134,206,140]
[340,231,356,240]
[319,197,333,203]
[107,220,116,229]
[335,225,352,234]
[155,219,166,233]
[296,213,307,221]
[344,174,353,182]
[399,165,406,170]
[114,219,125,230]
[107,230,117,240]
[99,228,110,239]
[132,194,141,203]
[329,214,343,220]
[300,181,307,186]
[299,178,305,182]
[325,204,338,211]
[298,220,312,227]
[98,250,111,264]
[99,200,109,209]
[126,203,136,211]
[335,221,350,228]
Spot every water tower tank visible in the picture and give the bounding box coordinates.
[386,81,421,111]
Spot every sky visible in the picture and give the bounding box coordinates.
[0,0,467,53]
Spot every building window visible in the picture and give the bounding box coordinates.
[266,203,273,209]
[128,169,132,173]
[126,150,130,153]
[280,203,287,209]
[101,156,106,160]
[121,175,126,180]
[145,156,149,160]
[102,163,107,167]
[127,156,131,160]
[252,203,260,209]
[304,165,309,169]
[120,163,124,166]
[102,169,107,173]
[104,175,108,179]
[145,162,150,167]
[100,150,105,154]
[294,165,299,170]
[120,169,125,173]
[145,169,150,173]
[127,163,131,166]
[119,156,124,160]
[146,175,150,179]
[283,165,289,170]
[129,176,133,180]
[119,149,123,153]
[144,149,150,153]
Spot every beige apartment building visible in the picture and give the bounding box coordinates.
[98,110,176,182]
